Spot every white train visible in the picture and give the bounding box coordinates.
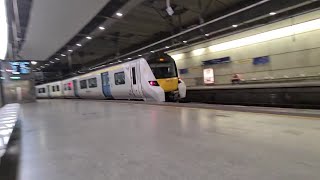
[36,53,186,102]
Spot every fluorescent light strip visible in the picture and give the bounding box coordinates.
[0,0,8,59]
[191,48,206,56]
[171,54,184,60]
[209,18,320,52]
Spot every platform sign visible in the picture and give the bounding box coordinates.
[9,61,31,75]
[203,68,214,84]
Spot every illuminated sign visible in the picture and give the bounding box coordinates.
[9,61,31,75]
[203,57,231,66]
[179,68,188,74]
[253,56,270,65]
[203,68,214,84]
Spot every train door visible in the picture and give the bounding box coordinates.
[73,80,80,98]
[130,61,143,98]
[101,72,112,98]
[47,85,51,98]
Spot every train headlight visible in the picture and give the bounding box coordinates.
[148,81,159,86]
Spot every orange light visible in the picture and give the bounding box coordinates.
[159,58,164,62]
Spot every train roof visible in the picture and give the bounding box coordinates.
[36,52,173,86]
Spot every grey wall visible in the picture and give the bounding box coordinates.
[168,10,320,86]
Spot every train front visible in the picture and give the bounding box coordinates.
[147,54,186,102]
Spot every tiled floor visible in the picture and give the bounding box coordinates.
[19,100,320,180]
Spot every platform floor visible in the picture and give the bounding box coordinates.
[19,100,320,180]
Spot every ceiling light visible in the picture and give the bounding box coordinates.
[45,64,49,66]
[109,62,113,65]
[269,12,277,16]
[68,49,73,52]
[205,33,210,37]
[165,46,170,49]
[138,55,142,57]
[232,24,238,28]
[118,60,122,62]
[86,36,92,40]
[116,12,123,17]
[55,58,60,61]
[76,44,82,47]
[150,51,155,53]
[99,26,105,30]
[127,58,132,60]
[50,61,54,64]
[40,66,45,68]
[183,40,188,43]
[61,54,66,57]
[31,61,37,65]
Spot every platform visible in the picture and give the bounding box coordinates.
[19,100,320,180]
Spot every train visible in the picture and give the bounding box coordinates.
[36,53,187,102]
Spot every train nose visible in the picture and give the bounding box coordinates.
[157,78,179,92]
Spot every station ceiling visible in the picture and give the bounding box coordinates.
[12,0,320,82]
[18,0,110,60]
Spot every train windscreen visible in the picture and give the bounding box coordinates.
[148,57,177,79]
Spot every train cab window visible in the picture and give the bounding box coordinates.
[52,86,56,92]
[80,80,88,89]
[114,72,125,85]
[132,67,136,85]
[148,56,178,79]
[88,78,97,88]
[56,85,60,91]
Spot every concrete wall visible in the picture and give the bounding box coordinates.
[168,10,320,86]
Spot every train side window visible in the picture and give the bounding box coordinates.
[52,86,56,92]
[88,78,97,88]
[114,72,125,85]
[43,88,46,93]
[56,85,60,91]
[80,80,88,89]
[132,67,136,85]
[38,89,41,93]
[68,82,72,90]
[64,84,67,91]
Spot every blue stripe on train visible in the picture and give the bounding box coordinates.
[101,72,113,98]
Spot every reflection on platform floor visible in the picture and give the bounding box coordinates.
[20,100,320,180]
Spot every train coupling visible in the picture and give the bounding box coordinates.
[165,90,180,102]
